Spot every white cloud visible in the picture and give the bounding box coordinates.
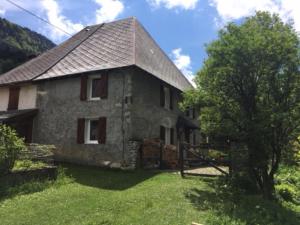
[0,8,5,16]
[41,0,84,41]
[94,0,124,24]
[0,0,39,15]
[210,0,300,32]
[171,48,196,87]
[148,0,199,10]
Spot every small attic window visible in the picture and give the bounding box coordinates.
[85,28,90,32]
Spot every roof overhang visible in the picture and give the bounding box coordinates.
[176,115,199,130]
[0,109,38,123]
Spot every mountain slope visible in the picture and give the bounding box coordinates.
[0,17,55,74]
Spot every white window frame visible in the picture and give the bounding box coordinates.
[164,87,170,110]
[85,119,99,144]
[165,127,171,145]
[88,75,102,101]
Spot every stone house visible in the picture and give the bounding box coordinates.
[0,17,200,168]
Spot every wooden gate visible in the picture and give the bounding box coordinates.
[178,142,229,177]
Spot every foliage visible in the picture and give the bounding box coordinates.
[0,164,298,225]
[283,136,300,165]
[12,160,48,172]
[0,125,25,175]
[275,165,300,204]
[0,18,55,74]
[183,11,300,199]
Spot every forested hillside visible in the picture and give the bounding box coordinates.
[0,17,55,74]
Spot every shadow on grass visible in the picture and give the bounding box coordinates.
[0,174,54,202]
[62,163,159,191]
[185,178,300,225]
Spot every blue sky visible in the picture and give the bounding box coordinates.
[0,0,299,84]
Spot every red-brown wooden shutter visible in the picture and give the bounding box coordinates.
[160,85,165,107]
[160,126,165,142]
[98,117,107,144]
[77,118,85,144]
[170,89,173,110]
[99,73,108,99]
[80,76,88,101]
[170,128,174,145]
[7,86,20,110]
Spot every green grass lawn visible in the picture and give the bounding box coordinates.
[0,164,299,225]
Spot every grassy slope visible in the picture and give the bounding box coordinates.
[0,164,299,225]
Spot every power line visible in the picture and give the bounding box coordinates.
[4,0,109,79]
[6,0,73,37]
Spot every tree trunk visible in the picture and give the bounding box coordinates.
[260,169,275,200]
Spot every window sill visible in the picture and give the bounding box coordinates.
[88,98,101,101]
[85,141,99,145]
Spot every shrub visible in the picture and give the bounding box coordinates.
[276,184,297,202]
[275,165,300,204]
[12,160,48,171]
[0,124,25,175]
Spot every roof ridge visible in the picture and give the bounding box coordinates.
[31,24,104,81]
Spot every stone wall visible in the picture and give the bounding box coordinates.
[30,66,201,169]
[130,67,200,145]
[33,68,134,167]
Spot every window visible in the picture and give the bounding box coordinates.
[160,85,173,110]
[85,119,99,144]
[164,87,170,109]
[160,126,175,145]
[185,108,196,119]
[77,117,107,145]
[88,76,102,100]
[80,74,108,101]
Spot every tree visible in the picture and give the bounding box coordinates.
[183,12,300,199]
[0,124,25,175]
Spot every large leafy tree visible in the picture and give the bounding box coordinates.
[184,12,300,199]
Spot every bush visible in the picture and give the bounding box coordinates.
[283,136,300,165]
[12,160,48,171]
[0,125,25,175]
[276,184,297,202]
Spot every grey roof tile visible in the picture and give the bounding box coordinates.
[0,17,193,91]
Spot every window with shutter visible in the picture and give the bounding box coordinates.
[77,118,85,144]
[99,73,108,99]
[98,117,106,144]
[7,86,20,110]
[160,126,174,145]
[86,73,108,100]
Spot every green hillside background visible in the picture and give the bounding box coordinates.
[0,17,55,74]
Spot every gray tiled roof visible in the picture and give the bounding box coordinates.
[0,17,193,91]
